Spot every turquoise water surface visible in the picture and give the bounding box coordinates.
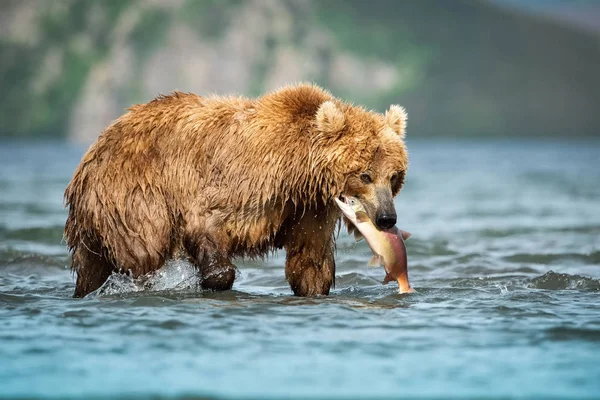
[1,140,599,399]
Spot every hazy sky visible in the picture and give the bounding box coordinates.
[492,0,600,33]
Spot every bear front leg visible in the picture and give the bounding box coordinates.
[284,207,337,296]
[285,243,335,296]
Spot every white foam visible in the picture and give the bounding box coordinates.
[92,259,203,297]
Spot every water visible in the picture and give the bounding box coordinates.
[1,139,599,399]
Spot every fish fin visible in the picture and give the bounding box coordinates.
[382,274,393,285]
[353,230,364,242]
[400,230,411,240]
[367,254,384,268]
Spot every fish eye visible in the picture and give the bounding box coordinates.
[360,173,372,184]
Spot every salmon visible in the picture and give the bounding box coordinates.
[335,196,415,294]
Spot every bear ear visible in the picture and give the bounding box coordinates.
[316,101,345,135]
[385,105,407,138]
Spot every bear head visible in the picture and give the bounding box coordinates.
[313,99,409,231]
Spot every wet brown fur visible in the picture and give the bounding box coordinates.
[64,84,408,297]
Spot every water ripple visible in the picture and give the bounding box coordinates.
[2,141,600,399]
[529,271,600,290]
[544,327,600,342]
[504,251,600,265]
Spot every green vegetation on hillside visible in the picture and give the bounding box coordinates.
[314,0,600,136]
[0,1,130,138]
[0,0,598,138]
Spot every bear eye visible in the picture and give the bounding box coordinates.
[360,173,372,184]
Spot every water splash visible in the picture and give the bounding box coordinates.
[93,259,204,297]
[529,271,600,291]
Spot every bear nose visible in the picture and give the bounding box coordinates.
[376,213,396,230]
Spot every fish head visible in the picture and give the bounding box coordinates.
[334,196,368,225]
[346,196,367,214]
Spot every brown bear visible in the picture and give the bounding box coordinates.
[64,83,409,298]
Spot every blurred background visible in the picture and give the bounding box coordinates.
[2,2,600,399]
[1,0,599,142]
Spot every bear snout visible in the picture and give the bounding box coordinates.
[375,212,397,230]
